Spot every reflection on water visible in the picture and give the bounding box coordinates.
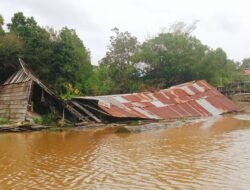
[1,115,250,189]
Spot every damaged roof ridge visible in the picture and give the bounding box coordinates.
[18,58,61,100]
[75,80,208,100]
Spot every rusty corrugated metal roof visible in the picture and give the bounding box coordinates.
[74,80,238,120]
[244,68,250,75]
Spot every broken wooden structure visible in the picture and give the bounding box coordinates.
[0,59,239,125]
[0,59,85,123]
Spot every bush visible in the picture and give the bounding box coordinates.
[0,118,9,125]
[33,114,57,126]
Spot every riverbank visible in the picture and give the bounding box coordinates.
[0,116,226,134]
[0,97,245,133]
[0,117,199,133]
[0,123,50,132]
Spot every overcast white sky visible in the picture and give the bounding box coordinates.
[0,0,249,64]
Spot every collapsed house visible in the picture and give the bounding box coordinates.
[0,59,84,122]
[0,59,238,124]
[71,80,238,123]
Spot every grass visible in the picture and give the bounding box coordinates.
[0,118,10,125]
[33,114,57,126]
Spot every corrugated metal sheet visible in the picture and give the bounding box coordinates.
[244,69,250,75]
[74,80,238,120]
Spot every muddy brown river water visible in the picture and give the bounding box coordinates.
[1,114,250,190]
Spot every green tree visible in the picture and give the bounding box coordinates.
[241,58,250,69]
[51,27,92,94]
[134,24,238,88]
[7,12,92,94]
[99,28,139,93]
[8,12,53,79]
[0,34,23,82]
[134,32,207,88]
[0,14,4,35]
[85,64,116,95]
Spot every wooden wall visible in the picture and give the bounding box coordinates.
[0,80,32,122]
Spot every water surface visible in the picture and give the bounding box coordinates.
[0,115,250,189]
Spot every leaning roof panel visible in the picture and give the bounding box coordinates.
[74,80,238,120]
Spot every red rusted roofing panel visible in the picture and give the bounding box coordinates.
[148,106,178,119]
[188,100,210,117]
[180,102,201,117]
[206,96,237,112]
[244,69,250,75]
[74,80,238,120]
[99,105,137,118]
[197,80,211,90]
[171,88,189,98]
[123,94,142,102]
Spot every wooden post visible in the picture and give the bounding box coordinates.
[62,108,65,126]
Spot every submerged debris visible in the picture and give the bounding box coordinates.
[115,127,132,134]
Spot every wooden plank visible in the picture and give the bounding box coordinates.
[0,82,30,90]
[0,108,27,114]
[80,103,111,116]
[0,82,32,101]
[0,86,30,94]
[0,96,28,101]
[71,101,101,123]
[0,91,29,98]
[5,118,24,122]
[0,104,28,110]
[0,107,27,112]
[0,100,28,105]
[64,103,86,121]
[0,113,25,119]
[7,113,26,118]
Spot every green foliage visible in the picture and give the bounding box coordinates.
[0,14,3,25]
[0,14,4,36]
[33,114,57,126]
[61,83,80,100]
[133,29,240,88]
[0,118,9,125]
[84,64,116,95]
[96,23,241,94]
[241,58,250,69]
[50,27,92,94]
[32,117,42,124]
[0,34,23,83]
[1,12,92,95]
[98,28,140,94]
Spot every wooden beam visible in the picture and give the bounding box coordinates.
[70,101,101,123]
